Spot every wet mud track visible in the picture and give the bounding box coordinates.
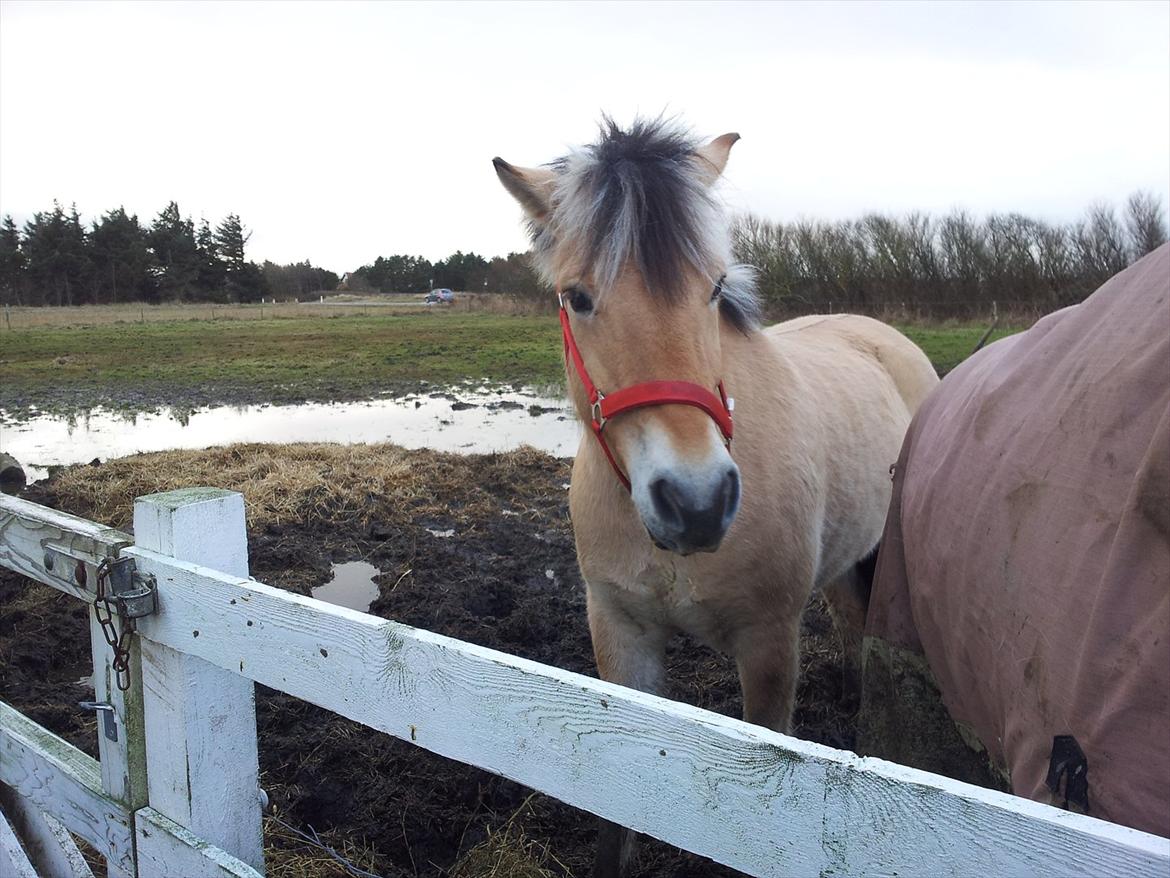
[0,447,855,877]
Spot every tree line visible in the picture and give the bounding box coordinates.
[2,193,1164,317]
[0,201,338,306]
[344,250,541,297]
[730,191,1167,319]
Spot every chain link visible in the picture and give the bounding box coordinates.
[94,557,135,692]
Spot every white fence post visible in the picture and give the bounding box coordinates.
[133,489,264,873]
[90,570,147,878]
[89,607,147,816]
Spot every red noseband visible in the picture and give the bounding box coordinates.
[558,292,734,492]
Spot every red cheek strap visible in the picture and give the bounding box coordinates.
[558,295,733,492]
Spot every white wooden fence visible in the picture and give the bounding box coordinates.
[1,488,1168,878]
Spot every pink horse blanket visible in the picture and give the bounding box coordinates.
[869,244,1170,835]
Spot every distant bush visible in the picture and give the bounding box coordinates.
[347,251,544,300]
[260,260,339,300]
[731,191,1167,320]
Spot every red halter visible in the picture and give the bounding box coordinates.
[558,291,734,491]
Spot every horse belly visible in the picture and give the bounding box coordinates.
[816,387,910,587]
[769,328,926,588]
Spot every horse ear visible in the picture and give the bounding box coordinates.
[493,158,556,220]
[693,133,740,185]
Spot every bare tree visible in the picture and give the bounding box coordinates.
[1072,203,1129,285]
[727,194,1157,321]
[1125,191,1168,258]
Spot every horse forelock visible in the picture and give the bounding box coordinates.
[522,118,760,333]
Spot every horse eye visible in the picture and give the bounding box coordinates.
[567,289,594,314]
[711,275,726,301]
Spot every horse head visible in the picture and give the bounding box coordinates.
[494,118,759,555]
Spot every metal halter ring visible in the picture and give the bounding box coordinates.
[590,393,606,429]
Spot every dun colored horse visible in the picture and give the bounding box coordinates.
[494,118,938,875]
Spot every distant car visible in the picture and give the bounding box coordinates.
[425,288,455,304]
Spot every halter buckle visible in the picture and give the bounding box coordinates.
[590,393,606,429]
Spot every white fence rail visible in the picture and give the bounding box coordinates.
[1,489,1168,877]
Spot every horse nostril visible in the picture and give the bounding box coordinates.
[649,477,685,529]
[647,467,740,552]
[722,467,741,520]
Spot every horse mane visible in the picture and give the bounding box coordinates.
[529,116,761,334]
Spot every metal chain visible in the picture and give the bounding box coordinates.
[94,557,135,692]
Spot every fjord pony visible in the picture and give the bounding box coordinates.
[495,119,938,875]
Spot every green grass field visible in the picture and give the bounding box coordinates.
[897,324,1019,375]
[0,310,1020,415]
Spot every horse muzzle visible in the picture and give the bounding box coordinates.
[639,460,741,555]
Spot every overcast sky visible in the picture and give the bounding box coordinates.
[1,1,1167,272]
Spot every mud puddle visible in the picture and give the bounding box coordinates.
[312,561,381,612]
[1,384,579,481]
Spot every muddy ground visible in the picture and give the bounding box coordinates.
[0,444,855,877]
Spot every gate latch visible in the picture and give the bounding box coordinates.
[79,701,118,743]
[94,556,157,691]
[97,555,157,619]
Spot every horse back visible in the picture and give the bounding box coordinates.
[763,313,938,418]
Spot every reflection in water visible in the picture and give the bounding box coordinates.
[1,385,581,482]
[312,561,381,612]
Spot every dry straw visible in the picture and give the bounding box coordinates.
[448,794,566,878]
[49,442,559,533]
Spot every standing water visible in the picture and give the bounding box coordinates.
[312,561,381,612]
[0,385,581,482]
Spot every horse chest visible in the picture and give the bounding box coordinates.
[626,560,736,647]
[622,554,696,604]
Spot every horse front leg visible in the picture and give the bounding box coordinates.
[734,613,803,733]
[586,582,669,878]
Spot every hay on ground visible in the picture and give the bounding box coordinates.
[48,442,559,533]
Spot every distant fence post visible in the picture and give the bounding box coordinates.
[133,489,264,873]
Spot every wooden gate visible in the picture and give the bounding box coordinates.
[2,490,1167,877]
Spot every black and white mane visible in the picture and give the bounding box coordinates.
[529,117,761,333]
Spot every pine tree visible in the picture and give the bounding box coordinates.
[65,204,91,300]
[213,214,247,272]
[214,214,262,301]
[196,218,227,300]
[0,215,25,306]
[22,202,90,306]
[149,202,200,300]
[89,207,155,304]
